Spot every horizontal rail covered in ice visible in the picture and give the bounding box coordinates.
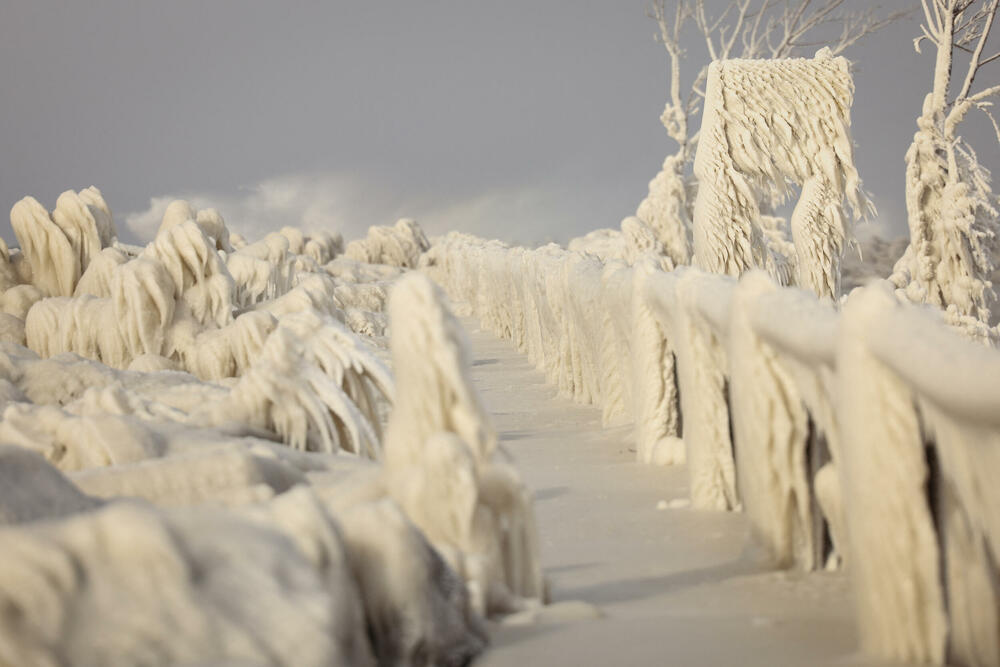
[427,231,1000,667]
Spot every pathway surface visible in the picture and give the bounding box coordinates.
[462,318,887,667]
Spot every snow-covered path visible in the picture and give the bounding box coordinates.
[462,318,887,667]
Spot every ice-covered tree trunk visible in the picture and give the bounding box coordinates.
[636,153,692,266]
[635,1,694,268]
[892,0,1000,336]
[691,52,869,300]
[897,116,997,334]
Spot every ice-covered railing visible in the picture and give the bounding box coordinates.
[427,231,1000,666]
[836,286,1000,665]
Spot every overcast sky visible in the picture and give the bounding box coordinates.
[1,0,996,246]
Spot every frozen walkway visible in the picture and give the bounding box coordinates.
[462,318,885,667]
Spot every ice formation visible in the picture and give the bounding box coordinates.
[692,52,870,299]
[432,233,685,468]
[1,24,998,661]
[419,46,996,664]
[636,153,692,266]
[345,218,431,268]
[9,187,118,298]
[647,268,737,510]
[0,191,528,664]
[568,216,676,271]
[836,286,947,662]
[434,226,1000,665]
[835,285,1000,664]
[727,272,827,568]
[5,194,403,457]
[0,483,490,666]
[889,0,1000,340]
[384,272,543,616]
[630,260,683,465]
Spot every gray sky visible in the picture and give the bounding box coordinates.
[1,1,996,246]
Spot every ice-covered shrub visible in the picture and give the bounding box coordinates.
[9,187,117,298]
[345,218,430,268]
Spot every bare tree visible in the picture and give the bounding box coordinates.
[891,0,1000,337]
[636,0,907,266]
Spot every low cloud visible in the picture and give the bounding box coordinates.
[124,171,613,247]
[124,172,405,245]
[112,169,913,251]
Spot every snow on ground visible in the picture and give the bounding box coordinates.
[459,318,888,667]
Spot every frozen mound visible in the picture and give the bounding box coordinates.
[195,310,393,456]
[224,226,341,310]
[0,240,21,294]
[14,308,390,460]
[0,187,571,665]
[9,187,118,297]
[0,483,485,667]
[74,246,130,298]
[345,217,431,268]
[567,217,674,270]
[567,227,625,259]
[0,387,488,663]
[0,445,102,524]
[692,51,871,299]
[142,219,235,327]
[326,255,405,283]
[6,195,395,456]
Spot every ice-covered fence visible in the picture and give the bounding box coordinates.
[837,286,1000,665]
[644,269,737,510]
[428,233,676,456]
[732,279,843,572]
[427,232,1000,666]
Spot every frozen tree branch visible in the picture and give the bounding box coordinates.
[956,0,999,101]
